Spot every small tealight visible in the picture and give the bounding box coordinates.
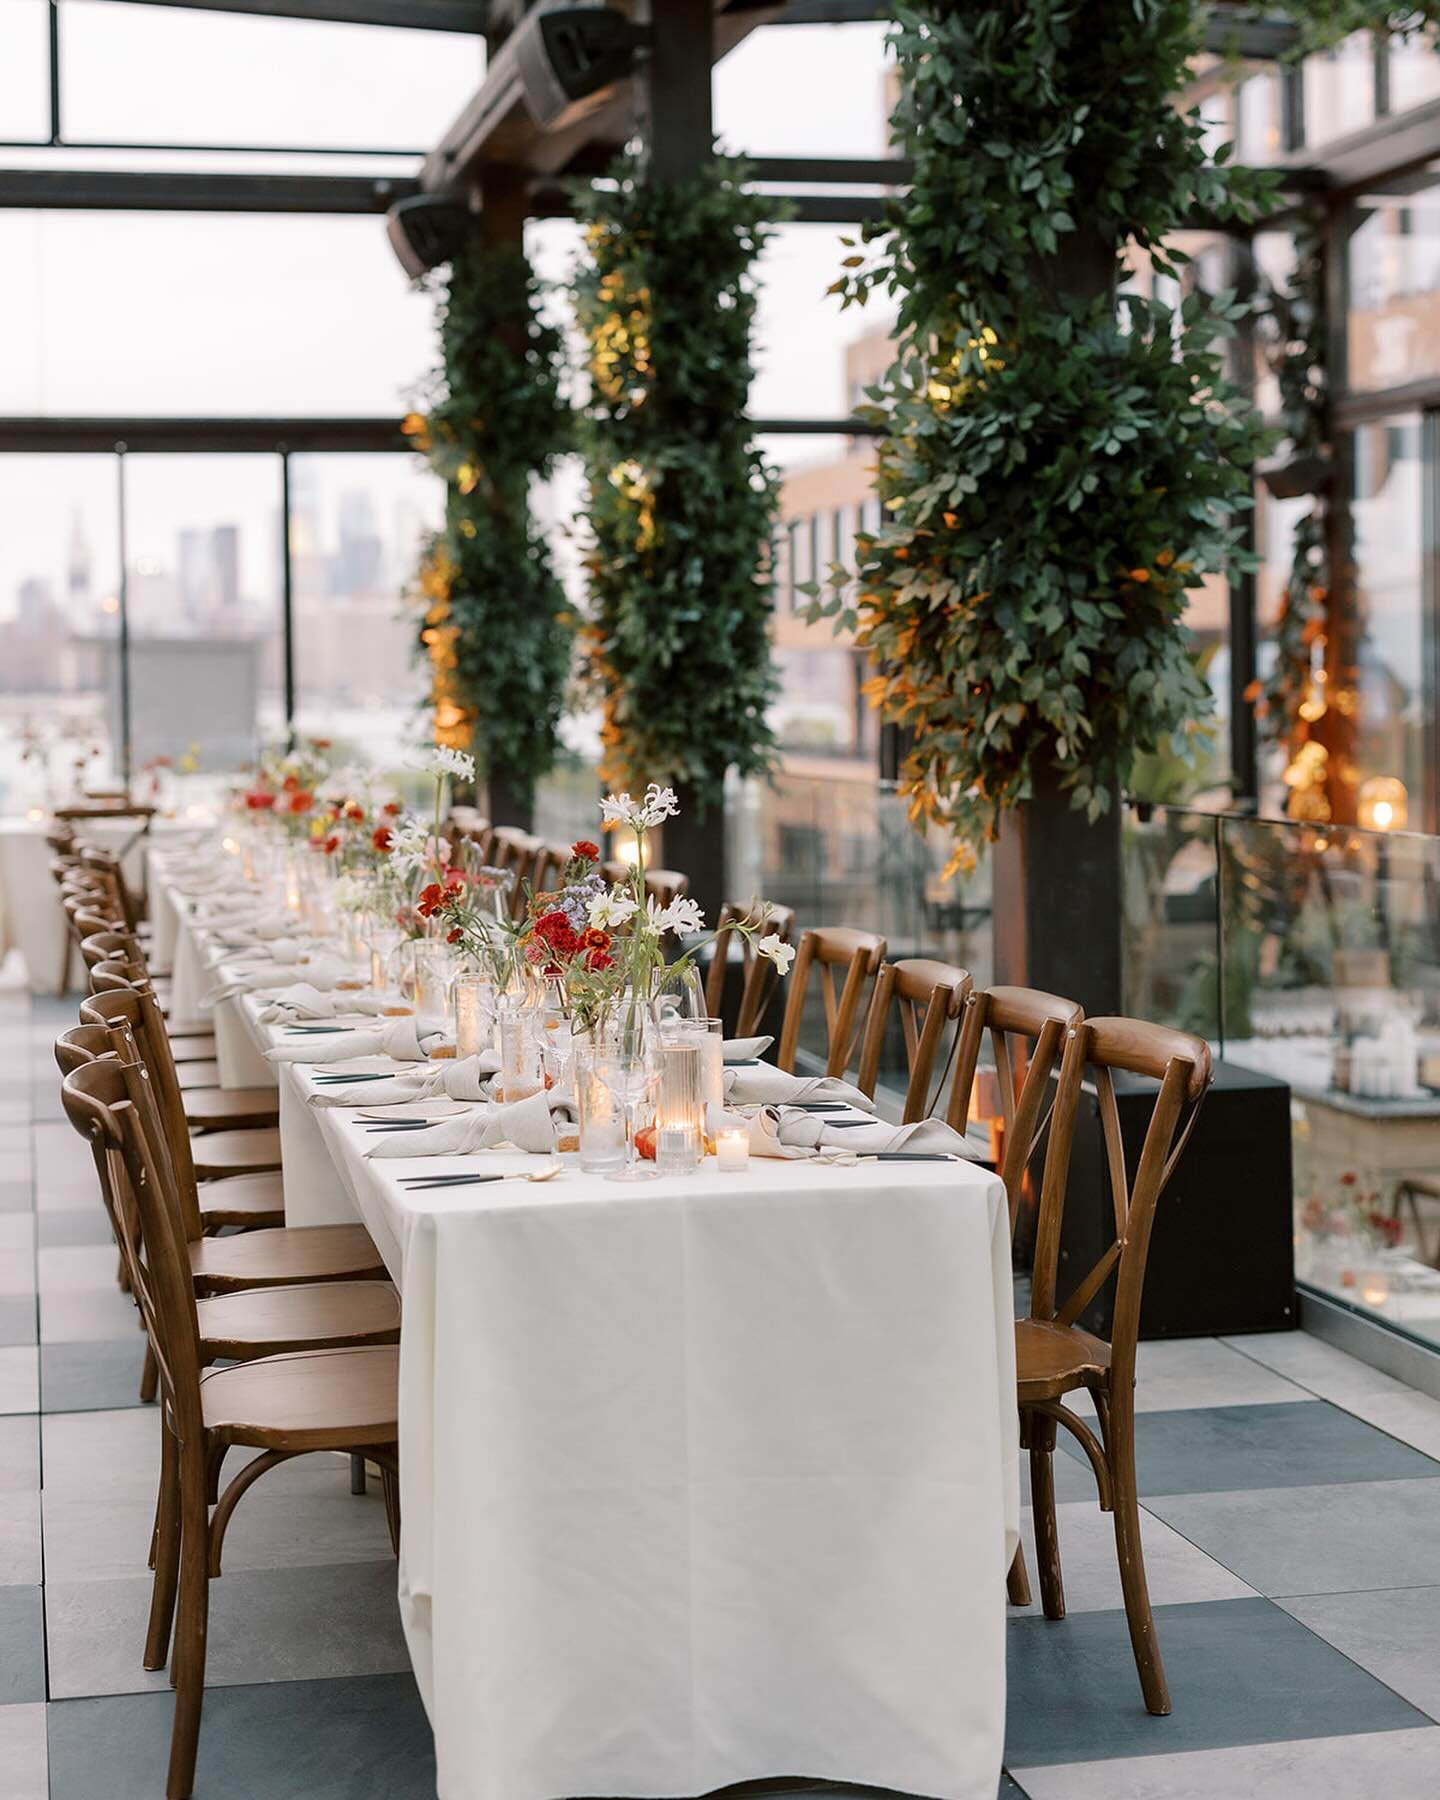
[716,1128,749,1172]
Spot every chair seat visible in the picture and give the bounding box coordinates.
[175,1061,222,1091]
[189,1126,282,1180]
[185,1087,280,1131]
[196,1280,399,1362]
[190,1223,386,1293]
[1015,1317,1112,1404]
[197,1170,286,1230]
[200,1344,399,1451]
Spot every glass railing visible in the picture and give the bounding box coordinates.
[1124,803,1440,1353]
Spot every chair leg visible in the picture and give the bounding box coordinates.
[381,1464,401,1559]
[1110,1413,1171,1716]
[350,1454,367,1496]
[145,1426,181,1671]
[167,1463,212,1800]
[139,1341,158,1405]
[1028,1413,1065,1621]
[1006,1543,1032,1606]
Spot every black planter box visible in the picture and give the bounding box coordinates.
[1055,1059,1296,1341]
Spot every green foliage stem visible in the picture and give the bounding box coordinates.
[571,156,782,811]
[412,239,574,791]
[813,0,1278,859]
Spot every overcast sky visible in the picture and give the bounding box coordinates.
[0,5,893,617]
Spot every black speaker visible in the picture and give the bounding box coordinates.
[1055,1060,1296,1340]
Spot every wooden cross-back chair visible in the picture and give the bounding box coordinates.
[856,958,972,1119]
[78,844,141,930]
[703,901,797,1037]
[1017,1015,1213,1719]
[529,842,574,897]
[78,983,285,1188]
[61,1044,399,1800]
[775,926,887,1078]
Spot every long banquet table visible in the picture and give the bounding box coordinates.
[154,847,1021,1800]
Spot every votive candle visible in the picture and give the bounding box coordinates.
[716,1128,749,1172]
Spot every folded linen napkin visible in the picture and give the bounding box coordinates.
[722,1065,874,1110]
[743,1107,975,1161]
[213,916,308,946]
[257,984,400,1023]
[265,1016,441,1064]
[306,1051,501,1107]
[723,1036,773,1063]
[207,953,357,1000]
[364,1089,562,1158]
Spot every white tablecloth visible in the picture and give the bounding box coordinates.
[173,855,1022,1800]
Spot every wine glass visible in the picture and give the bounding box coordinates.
[596,1049,659,1182]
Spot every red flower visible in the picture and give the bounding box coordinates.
[584,948,615,971]
[372,826,392,853]
[244,791,275,811]
[281,773,300,792]
[582,926,611,951]
[571,840,600,862]
[446,927,463,945]
[321,835,341,855]
[417,882,445,918]
[309,738,332,750]
[289,791,314,814]
[343,801,365,822]
[383,801,402,816]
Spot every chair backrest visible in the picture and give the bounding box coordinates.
[950,985,1084,1229]
[643,869,688,910]
[79,983,202,1237]
[60,1038,204,1446]
[53,1022,114,1077]
[776,926,887,1078]
[703,901,797,1038]
[1031,1016,1213,1395]
[78,846,137,928]
[78,926,140,969]
[530,842,573,897]
[856,958,973,1119]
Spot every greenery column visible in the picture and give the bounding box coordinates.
[573,156,781,916]
[816,0,1271,1012]
[410,231,574,830]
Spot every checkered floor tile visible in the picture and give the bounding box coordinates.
[9,991,1440,1799]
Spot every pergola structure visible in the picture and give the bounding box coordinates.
[7,0,1440,999]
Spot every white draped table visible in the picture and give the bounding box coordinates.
[165,857,1022,1800]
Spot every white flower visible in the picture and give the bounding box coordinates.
[332,874,366,912]
[756,933,795,975]
[588,890,638,931]
[389,817,430,875]
[598,783,682,832]
[658,895,704,936]
[412,746,476,782]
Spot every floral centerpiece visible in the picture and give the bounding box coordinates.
[515,784,791,1034]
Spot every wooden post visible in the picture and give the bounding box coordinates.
[635,1,728,918]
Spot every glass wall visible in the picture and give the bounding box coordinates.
[0,449,441,787]
[0,454,121,810]
[1346,164,1440,394]
[1125,806,1440,1354]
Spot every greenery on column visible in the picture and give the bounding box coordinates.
[408,239,574,795]
[1252,216,1337,821]
[811,1,1275,866]
[571,156,781,810]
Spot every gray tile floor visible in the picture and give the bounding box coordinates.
[10,992,1440,1797]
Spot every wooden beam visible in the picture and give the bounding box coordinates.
[0,169,416,212]
[94,0,488,31]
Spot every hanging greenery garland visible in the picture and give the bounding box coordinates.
[571,155,782,811]
[809,0,1276,865]
[407,239,575,792]
[1249,214,1335,819]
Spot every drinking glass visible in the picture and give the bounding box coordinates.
[597,1049,659,1182]
[574,1048,625,1173]
[412,941,457,1032]
[497,996,543,1102]
[367,925,403,995]
[655,1042,703,1175]
[453,971,496,1060]
[652,962,707,1031]
[658,1015,724,1119]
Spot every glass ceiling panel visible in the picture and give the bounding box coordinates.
[714,22,894,160]
[0,143,423,176]
[0,210,434,416]
[0,0,50,144]
[59,0,482,152]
